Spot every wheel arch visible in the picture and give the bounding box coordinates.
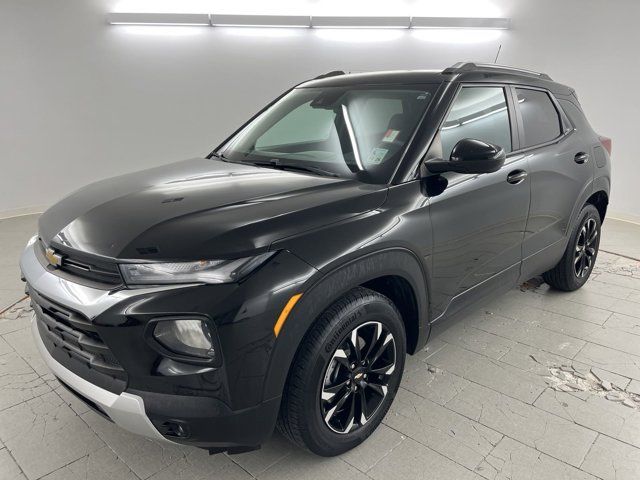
[585,190,608,223]
[361,275,421,354]
[261,248,429,402]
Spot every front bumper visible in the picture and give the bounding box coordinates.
[20,238,315,447]
[30,314,170,441]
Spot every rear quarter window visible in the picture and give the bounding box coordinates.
[516,88,562,148]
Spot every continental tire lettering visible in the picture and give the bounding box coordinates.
[325,309,362,353]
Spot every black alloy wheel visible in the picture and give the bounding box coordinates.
[574,217,598,278]
[320,321,396,434]
[543,204,601,291]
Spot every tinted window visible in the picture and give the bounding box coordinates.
[516,88,562,147]
[439,87,512,160]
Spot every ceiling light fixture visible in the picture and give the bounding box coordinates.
[211,14,310,28]
[311,16,411,29]
[411,17,510,29]
[107,12,210,26]
[107,13,511,31]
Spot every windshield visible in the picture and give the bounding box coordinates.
[217,85,436,184]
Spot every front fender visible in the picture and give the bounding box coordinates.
[261,248,429,401]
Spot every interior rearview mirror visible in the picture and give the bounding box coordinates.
[425,138,506,175]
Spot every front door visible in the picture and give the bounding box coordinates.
[426,85,531,319]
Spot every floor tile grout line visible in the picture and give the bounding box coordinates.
[32,453,93,480]
[526,289,617,316]
[493,301,612,328]
[225,452,260,479]
[435,391,598,472]
[384,405,605,480]
[345,425,408,474]
[393,383,507,451]
[245,449,295,479]
[1,443,28,479]
[590,276,640,295]
[0,382,56,414]
[437,322,581,364]
[49,387,147,480]
[380,421,487,478]
[426,338,572,402]
[483,299,638,346]
[469,316,590,360]
[425,349,612,420]
[422,340,448,360]
[424,363,640,461]
[487,433,601,478]
[471,315,640,373]
[0,387,112,480]
[530,386,548,406]
[600,249,640,263]
[578,432,600,472]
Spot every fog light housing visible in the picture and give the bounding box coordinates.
[149,317,221,366]
[156,420,190,439]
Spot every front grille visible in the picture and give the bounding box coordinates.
[37,240,123,288]
[30,288,126,382]
[60,256,122,286]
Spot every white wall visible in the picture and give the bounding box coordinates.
[2,0,639,219]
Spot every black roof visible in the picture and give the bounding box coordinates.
[300,62,572,95]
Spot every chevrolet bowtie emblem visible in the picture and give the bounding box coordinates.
[45,247,63,268]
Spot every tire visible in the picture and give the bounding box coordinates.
[277,287,406,456]
[543,204,601,291]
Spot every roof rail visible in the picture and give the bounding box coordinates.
[313,70,346,80]
[442,62,552,81]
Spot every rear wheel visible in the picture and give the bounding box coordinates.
[543,204,601,291]
[277,287,405,456]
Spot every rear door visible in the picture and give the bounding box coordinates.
[512,87,594,278]
[427,84,530,319]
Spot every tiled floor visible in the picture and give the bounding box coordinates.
[1,214,640,480]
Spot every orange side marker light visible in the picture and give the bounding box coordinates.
[274,293,302,337]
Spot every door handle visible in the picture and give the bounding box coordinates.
[507,170,528,184]
[574,152,589,164]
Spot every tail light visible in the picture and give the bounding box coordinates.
[598,135,612,155]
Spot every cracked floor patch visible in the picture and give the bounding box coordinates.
[545,365,640,409]
[0,299,32,319]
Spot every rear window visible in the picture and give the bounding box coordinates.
[516,88,562,148]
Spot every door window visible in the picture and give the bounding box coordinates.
[438,86,512,160]
[515,88,562,148]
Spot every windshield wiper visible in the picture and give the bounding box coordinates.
[249,160,340,178]
[210,152,231,161]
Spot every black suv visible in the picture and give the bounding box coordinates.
[21,62,611,456]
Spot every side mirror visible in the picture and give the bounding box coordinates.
[425,138,506,175]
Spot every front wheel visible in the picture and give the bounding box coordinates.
[543,204,601,291]
[277,287,405,456]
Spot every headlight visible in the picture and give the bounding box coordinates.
[153,319,218,361]
[119,252,275,285]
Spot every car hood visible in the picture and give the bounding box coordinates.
[39,158,387,260]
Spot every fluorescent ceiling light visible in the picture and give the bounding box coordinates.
[411,17,510,29]
[211,14,310,28]
[106,13,511,31]
[311,16,410,29]
[108,12,210,25]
